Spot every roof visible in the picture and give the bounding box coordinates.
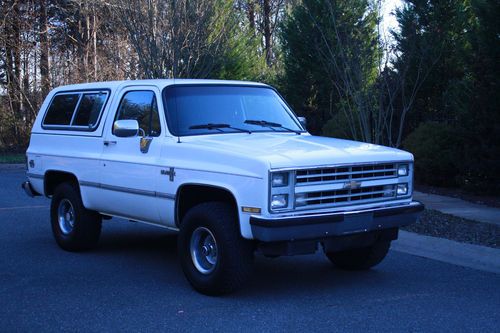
[51,79,269,93]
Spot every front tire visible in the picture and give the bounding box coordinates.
[325,240,391,270]
[50,182,102,251]
[178,202,254,295]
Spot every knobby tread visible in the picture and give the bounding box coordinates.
[178,201,254,295]
[50,182,102,251]
[325,240,391,270]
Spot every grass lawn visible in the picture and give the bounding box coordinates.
[0,153,25,164]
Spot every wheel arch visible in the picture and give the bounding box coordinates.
[175,183,239,228]
[44,170,80,197]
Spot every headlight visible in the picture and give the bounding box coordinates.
[397,183,408,196]
[270,171,292,211]
[271,172,289,187]
[271,194,288,209]
[398,164,409,176]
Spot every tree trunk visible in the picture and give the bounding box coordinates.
[92,7,98,81]
[263,0,272,66]
[23,51,30,125]
[39,0,50,96]
[13,1,21,118]
[247,0,255,31]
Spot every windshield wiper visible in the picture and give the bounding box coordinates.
[188,123,251,134]
[244,120,301,135]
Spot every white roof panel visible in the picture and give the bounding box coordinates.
[51,79,269,93]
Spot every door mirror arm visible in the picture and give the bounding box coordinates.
[138,128,153,154]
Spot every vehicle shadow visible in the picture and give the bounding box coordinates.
[242,255,387,299]
[94,222,390,298]
[98,231,178,254]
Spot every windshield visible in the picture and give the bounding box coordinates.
[163,85,304,136]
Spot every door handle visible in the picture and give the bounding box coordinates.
[103,140,117,146]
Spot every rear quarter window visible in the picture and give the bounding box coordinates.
[42,90,109,130]
[73,93,107,127]
[43,94,79,125]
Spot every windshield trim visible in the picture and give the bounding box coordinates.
[161,84,306,137]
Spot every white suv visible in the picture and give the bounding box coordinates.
[23,79,423,295]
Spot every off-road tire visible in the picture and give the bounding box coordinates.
[50,182,102,251]
[178,202,254,295]
[325,240,391,270]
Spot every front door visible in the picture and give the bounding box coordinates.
[97,86,164,224]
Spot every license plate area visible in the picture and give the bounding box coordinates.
[343,212,374,233]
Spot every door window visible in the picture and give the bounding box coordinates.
[114,91,161,137]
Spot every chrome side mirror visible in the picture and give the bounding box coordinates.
[114,119,139,138]
[298,116,307,129]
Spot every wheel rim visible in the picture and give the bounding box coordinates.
[190,227,218,275]
[58,199,75,235]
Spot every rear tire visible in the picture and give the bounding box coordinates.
[50,182,102,251]
[178,202,254,295]
[325,240,391,270]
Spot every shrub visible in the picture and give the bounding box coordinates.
[322,112,356,140]
[456,124,500,195]
[403,122,463,187]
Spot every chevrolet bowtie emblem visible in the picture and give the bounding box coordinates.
[343,180,361,190]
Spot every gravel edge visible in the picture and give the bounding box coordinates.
[402,209,499,249]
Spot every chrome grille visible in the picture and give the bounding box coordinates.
[294,163,400,210]
[301,185,396,207]
[296,163,396,185]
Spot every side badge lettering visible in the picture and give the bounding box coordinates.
[161,167,176,182]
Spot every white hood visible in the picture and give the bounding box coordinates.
[180,133,413,169]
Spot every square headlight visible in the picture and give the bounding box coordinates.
[271,172,289,187]
[271,194,288,209]
[398,164,409,176]
[397,183,408,196]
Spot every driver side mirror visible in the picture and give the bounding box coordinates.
[298,116,307,129]
[113,119,139,138]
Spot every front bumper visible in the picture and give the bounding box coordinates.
[250,201,424,242]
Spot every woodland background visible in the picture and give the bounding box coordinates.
[1,0,498,193]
